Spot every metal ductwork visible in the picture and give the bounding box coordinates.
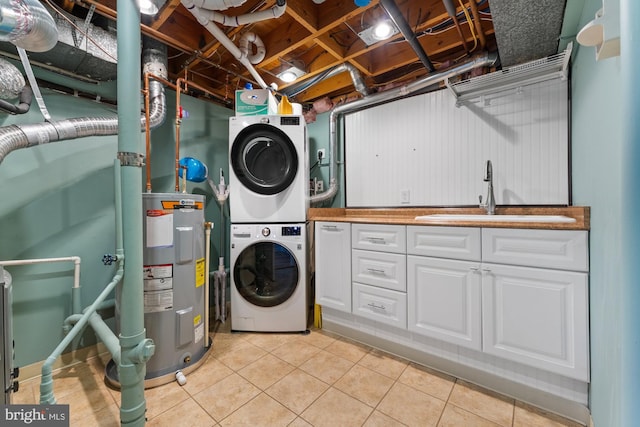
[0,36,167,164]
[379,0,435,72]
[0,0,58,52]
[311,52,498,205]
[283,61,370,98]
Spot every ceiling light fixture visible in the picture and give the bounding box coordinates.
[277,66,306,83]
[139,0,160,15]
[357,19,399,46]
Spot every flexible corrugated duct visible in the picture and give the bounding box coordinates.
[0,0,57,52]
[239,32,266,64]
[311,52,498,205]
[283,61,370,98]
[0,36,167,165]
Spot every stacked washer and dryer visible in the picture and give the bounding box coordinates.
[228,115,310,332]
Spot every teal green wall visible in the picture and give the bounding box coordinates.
[307,112,345,208]
[571,0,626,425]
[0,87,231,367]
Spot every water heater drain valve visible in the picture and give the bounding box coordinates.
[102,254,119,265]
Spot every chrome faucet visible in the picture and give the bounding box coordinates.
[479,160,496,215]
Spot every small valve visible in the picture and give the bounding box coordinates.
[102,254,118,265]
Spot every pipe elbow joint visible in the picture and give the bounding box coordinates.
[132,338,155,363]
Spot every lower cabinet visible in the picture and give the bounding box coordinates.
[407,256,482,350]
[481,263,589,381]
[315,222,590,383]
[314,221,351,312]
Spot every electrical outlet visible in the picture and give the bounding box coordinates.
[317,149,326,162]
[400,189,410,204]
[315,180,324,192]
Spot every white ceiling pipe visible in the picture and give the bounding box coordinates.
[239,32,265,64]
[0,0,58,52]
[181,0,278,88]
[194,4,285,27]
[190,0,247,11]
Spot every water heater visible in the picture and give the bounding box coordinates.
[107,192,211,388]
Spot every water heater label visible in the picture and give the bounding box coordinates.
[144,277,173,291]
[146,210,174,247]
[143,264,173,279]
[143,289,173,313]
[161,200,204,210]
[195,258,205,287]
[194,323,204,344]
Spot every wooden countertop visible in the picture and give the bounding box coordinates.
[308,206,590,230]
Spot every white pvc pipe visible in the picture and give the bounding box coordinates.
[0,257,81,289]
[204,222,212,348]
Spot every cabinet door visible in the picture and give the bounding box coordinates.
[481,263,589,381]
[314,222,352,312]
[407,256,482,350]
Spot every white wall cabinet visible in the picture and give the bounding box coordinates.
[314,221,351,312]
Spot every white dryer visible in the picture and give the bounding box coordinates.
[230,223,309,332]
[229,115,309,223]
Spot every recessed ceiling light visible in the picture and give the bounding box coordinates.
[357,20,399,46]
[277,66,306,83]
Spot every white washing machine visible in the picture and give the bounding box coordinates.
[229,115,309,223]
[230,223,309,332]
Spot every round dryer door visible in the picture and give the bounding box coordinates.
[233,241,299,307]
[230,124,298,195]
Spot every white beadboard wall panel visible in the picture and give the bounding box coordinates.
[345,78,569,207]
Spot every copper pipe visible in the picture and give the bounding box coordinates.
[468,0,486,49]
[143,74,151,192]
[170,73,223,192]
[175,79,183,192]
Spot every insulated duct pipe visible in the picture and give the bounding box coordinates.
[0,40,167,165]
[311,52,498,204]
[282,61,369,98]
[181,0,287,89]
[379,0,436,72]
[115,0,153,425]
[0,0,58,52]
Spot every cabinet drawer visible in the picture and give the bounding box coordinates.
[352,224,406,254]
[482,228,588,272]
[352,283,407,328]
[407,226,481,261]
[352,249,406,291]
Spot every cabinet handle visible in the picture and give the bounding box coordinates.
[321,225,339,231]
[366,268,386,275]
[367,302,387,311]
[469,266,480,272]
[366,237,387,244]
[481,267,492,273]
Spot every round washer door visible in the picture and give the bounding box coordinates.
[230,123,298,195]
[233,241,299,307]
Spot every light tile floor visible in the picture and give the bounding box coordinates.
[14,321,585,426]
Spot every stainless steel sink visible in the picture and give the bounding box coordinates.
[414,214,577,223]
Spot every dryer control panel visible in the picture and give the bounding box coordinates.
[281,226,302,236]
